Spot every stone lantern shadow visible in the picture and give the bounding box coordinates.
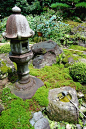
[3,6,44,99]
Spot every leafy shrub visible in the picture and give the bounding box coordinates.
[69,62,86,83]
[0,44,11,53]
[27,14,70,44]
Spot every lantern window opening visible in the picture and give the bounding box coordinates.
[22,42,28,51]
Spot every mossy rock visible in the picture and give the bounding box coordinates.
[0,61,11,79]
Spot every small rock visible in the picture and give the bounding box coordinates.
[79,58,86,64]
[34,118,50,129]
[66,124,72,129]
[68,57,74,64]
[77,92,84,98]
[30,118,35,126]
[0,78,8,86]
[80,106,86,113]
[30,111,50,129]
[0,103,4,113]
[82,103,86,108]
[83,126,86,129]
[83,119,86,126]
[83,52,86,55]
[33,111,43,122]
[76,124,82,129]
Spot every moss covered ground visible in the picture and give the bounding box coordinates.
[0,43,86,128]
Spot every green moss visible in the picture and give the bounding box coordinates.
[1,87,34,129]
[0,61,11,74]
[65,20,80,28]
[44,81,52,88]
[1,47,86,127]
[33,86,49,107]
[69,45,86,51]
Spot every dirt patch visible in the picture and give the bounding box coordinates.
[0,78,9,89]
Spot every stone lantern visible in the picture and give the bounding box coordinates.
[4,6,44,99]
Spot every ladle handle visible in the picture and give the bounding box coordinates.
[66,96,86,118]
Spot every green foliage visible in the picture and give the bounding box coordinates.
[0,17,7,31]
[0,0,86,20]
[51,2,70,9]
[69,62,86,83]
[75,82,82,91]
[0,0,15,17]
[33,86,49,107]
[75,2,86,8]
[26,13,70,44]
[0,44,11,53]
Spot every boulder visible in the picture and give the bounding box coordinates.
[31,40,63,69]
[46,86,79,123]
[33,52,56,69]
[31,40,62,56]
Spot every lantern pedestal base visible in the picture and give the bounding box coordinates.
[9,75,44,100]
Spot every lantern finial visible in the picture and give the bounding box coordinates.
[12,6,21,13]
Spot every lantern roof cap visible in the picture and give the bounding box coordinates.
[5,6,34,39]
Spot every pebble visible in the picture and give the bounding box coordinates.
[80,106,86,113]
[76,124,82,129]
[33,111,43,122]
[34,117,50,129]
[77,92,84,98]
[83,126,86,129]
[66,124,72,129]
